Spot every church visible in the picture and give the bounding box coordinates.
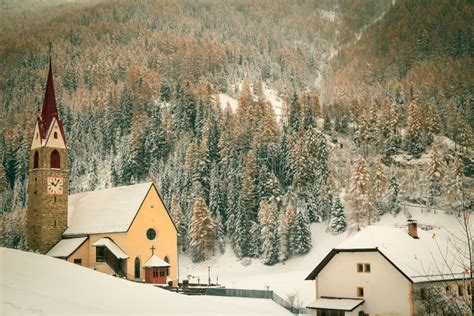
[26,57,178,285]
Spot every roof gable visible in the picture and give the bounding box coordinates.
[64,182,153,236]
[127,183,178,233]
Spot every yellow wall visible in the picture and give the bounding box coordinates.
[66,184,178,285]
[126,185,178,285]
[66,239,90,265]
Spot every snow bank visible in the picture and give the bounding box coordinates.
[1,248,290,315]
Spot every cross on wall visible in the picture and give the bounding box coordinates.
[150,245,155,255]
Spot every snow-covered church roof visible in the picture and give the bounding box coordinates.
[306,226,469,283]
[64,182,153,236]
[46,237,88,258]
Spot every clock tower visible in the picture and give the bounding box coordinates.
[26,56,68,253]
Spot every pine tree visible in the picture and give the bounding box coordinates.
[279,210,290,261]
[240,151,258,222]
[292,204,312,254]
[445,155,465,209]
[405,102,424,157]
[426,146,445,206]
[386,173,401,214]
[171,196,185,252]
[373,158,388,213]
[282,201,296,258]
[328,198,347,234]
[259,201,280,265]
[189,196,216,262]
[348,156,376,231]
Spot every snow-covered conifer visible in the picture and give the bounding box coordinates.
[189,196,216,262]
[292,204,312,254]
[328,198,347,234]
[373,158,388,212]
[426,146,445,205]
[259,201,280,265]
[348,156,376,231]
[386,173,401,214]
[445,155,464,207]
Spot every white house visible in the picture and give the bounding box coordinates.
[305,221,472,315]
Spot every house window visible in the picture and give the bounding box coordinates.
[153,269,158,277]
[166,267,169,276]
[33,151,39,169]
[357,287,364,297]
[459,285,464,296]
[54,220,56,228]
[134,257,140,278]
[74,259,82,265]
[357,263,364,273]
[146,228,156,240]
[364,263,371,273]
[54,132,58,139]
[164,256,169,263]
[160,270,165,277]
[96,246,106,262]
[50,150,60,168]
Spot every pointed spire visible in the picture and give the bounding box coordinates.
[37,46,67,144]
[40,56,58,134]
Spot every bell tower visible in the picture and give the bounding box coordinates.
[26,54,68,253]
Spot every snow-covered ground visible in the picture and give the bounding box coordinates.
[180,207,467,305]
[217,85,284,120]
[1,248,291,315]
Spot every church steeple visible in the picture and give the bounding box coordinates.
[27,49,69,254]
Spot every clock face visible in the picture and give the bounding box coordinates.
[47,176,64,195]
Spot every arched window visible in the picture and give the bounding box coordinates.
[134,257,140,278]
[164,256,169,263]
[50,150,60,168]
[33,151,39,169]
[54,132,58,139]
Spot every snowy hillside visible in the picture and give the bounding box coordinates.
[180,207,470,305]
[1,248,291,315]
[218,85,284,120]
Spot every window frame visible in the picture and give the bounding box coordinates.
[146,228,157,241]
[96,246,106,262]
[356,263,364,273]
[364,263,371,273]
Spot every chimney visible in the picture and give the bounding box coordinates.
[407,220,419,239]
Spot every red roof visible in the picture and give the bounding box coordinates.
[38,58,66,144]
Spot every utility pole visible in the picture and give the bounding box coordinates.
[207,265,212,286]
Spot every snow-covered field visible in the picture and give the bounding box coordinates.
[180,207,467,305]
[1,248,290,315]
